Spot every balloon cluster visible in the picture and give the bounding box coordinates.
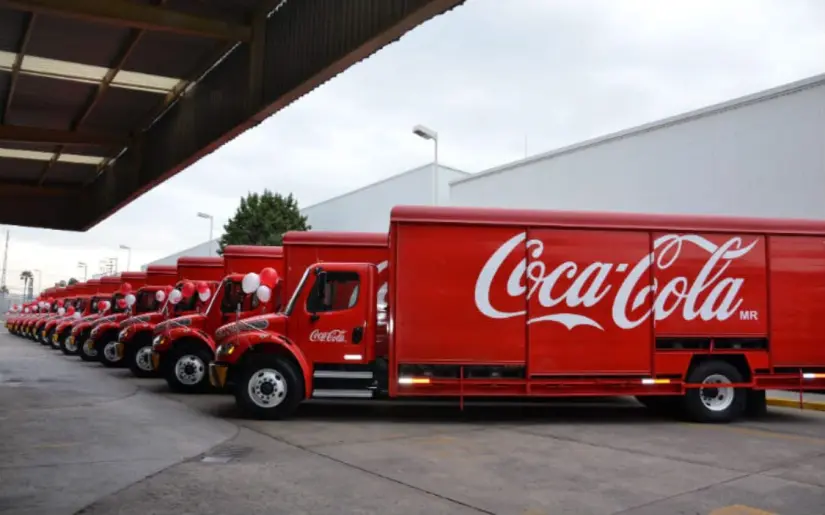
[243,267,280,303]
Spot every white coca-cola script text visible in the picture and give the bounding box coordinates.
[475,233,758,330]
[310,329,348,343]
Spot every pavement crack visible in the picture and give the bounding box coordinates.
[242,422,496,515]
[610,472,755,515]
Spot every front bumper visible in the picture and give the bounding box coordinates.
[114,341,125,360]
[208,363,229,388]
[151,351,161,371]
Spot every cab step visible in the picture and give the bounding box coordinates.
[312,388,374,399]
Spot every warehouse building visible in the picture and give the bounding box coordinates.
[142,163,469,268]
[449,72,825,219]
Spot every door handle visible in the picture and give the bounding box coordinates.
[352,326,364,344]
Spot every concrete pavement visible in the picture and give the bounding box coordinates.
[0,330,237,515]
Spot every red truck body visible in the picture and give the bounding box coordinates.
[22,286,58,337]
[210,206,825,423]
[32,286,68,343]
[88,271,153,367]
[75,274,131,361]
[56,278,102,354]
[207,231,388,395]
[150,247,283,393]
[41,282,85,346]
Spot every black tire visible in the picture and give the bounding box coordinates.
[745,389,767,418]
[234,354,304,420]
[635,395,682,416]
[683,360,746,423]
[126,335,157,378]
[58,331,77,355]
[77,332,98,362]
[96,333,124,368]
[162,343,213,394]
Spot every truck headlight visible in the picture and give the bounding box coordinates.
[118,329,127,340]
[216,343,236,357]
[152,336,162,349]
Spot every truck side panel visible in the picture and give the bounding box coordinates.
[651,232,768,337]
[525,228,653,375]
[394,223,526,364]
[768,235,825,366]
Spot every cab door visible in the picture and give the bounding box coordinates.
[298,263,376,365]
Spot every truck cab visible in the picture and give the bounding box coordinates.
[74,275,129,362]
[46,283,88,350]
[208,231,388,418]
[34,286,68,344]
[151,247,283,393]
[146,256,224,389]
[55,279,101,354]
[88,272,149,367]
[115,265,179,378]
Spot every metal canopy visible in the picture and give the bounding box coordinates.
[0,0,464,230]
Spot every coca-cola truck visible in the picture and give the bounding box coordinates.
[22,287,57,339]
[74,275,129,362]
[113,264,180,377]
[87,271,150,367]
[45,282,87,349]
[150,246,283,393]
[55,279,103,354]
[209,205,825,423]
[33,286,69,344]
[207,231,389,399]
[145,256,225,388]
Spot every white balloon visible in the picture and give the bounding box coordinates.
[155,290,166,302]
[242,272,261,294]
[198,288,211,302]
[168,289,182,305]
[125,293,136,307]
[256,284,272,303]
[58,307,66,316]
[24,308,29,313]
[73,312,81,319]
[102,301,111,311]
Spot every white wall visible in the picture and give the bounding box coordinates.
[450,73,825,220]
[141,163,470,268]
[303,163,468,232]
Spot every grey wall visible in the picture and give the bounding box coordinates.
[450,73,825,219]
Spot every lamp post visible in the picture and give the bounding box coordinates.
[119,244,131,271]
[413,124,439,205]
[77,262,87,280]
[32,268,41,297]
[197,212,214,256]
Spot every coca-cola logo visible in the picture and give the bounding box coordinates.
[475,232,758,331]
[309,329,347,343]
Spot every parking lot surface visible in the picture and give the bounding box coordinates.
[2,330,824,515]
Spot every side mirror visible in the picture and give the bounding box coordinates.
[314,271,327,300]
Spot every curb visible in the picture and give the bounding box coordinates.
[767,397,825,412]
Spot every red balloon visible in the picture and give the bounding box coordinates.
[98,301,106,311]
[57,299,64,307]
[117,298,127,309]
[48,297,55,303]
[196,281,209,294]
[181,281,195,298]
[121,282,132,293]
[259,267,279,288]
[67,306,75,315]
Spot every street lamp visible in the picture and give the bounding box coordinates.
[412,124,439,205]
[77,261,87,280]
[119,244,131,271]
[197,212,214,256]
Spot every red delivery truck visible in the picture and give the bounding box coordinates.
[210,205,825,423]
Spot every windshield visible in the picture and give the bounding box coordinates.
[135,290,160,313]
[219,279,261,314]
[174,285,198,313]
[112,293,127,314]
[89,296,104,314]
[284,267,312,316]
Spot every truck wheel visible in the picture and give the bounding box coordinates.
[235,355,303,420]
[99,339,124,368]
[164,346,212,394]
[127,341,157,378]
[683,360,746,423]
[59,333,75,355]
[78,335,98,362]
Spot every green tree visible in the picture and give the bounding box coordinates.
[218,190,311,254]
[67,278,79,285]
[57,280,67,287]
[19,270,33,301]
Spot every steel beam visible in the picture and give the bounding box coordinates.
[0,0,251,41]
[0,124,125,146]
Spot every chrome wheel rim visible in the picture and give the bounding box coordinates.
[174,355,205,386]
[247,368,287,409]
[700,373,734,412]
[135,346,153,372]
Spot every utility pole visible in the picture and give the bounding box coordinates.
[0,229,8,295]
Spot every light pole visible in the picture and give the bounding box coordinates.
[413,124,439,205]
[78,261,87,280]
[119,244,131,271]
[197,212,214,256]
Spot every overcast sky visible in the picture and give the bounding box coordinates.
[3,0,825,294]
